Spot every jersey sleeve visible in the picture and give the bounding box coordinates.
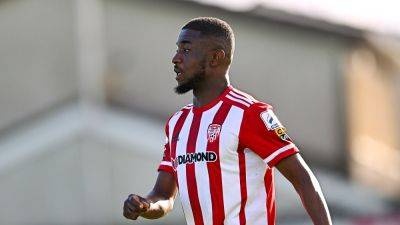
[239,102,299,168]
[157,122,174,174]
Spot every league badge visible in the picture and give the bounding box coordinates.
[260,109,283,130]
[207,124,221,143]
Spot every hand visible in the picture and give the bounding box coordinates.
[123,194,151,220]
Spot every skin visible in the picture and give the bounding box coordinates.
[123,28,332,225]
[172,29,230,104]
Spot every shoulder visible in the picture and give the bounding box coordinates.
[165,103,193,127]
[230,87,258,103]
[228,87,273,113]
[228,89,278,130]
[247,102,273,114]
[240,101,286,134]
[224,87,259,109]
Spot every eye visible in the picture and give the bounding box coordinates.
[182,48,190,54]
[175,48,190,54]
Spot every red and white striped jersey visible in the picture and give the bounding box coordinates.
[158,86,299,225]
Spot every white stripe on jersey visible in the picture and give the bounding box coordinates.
[176,110,195,225]
[226,95,250,107]
[183,104,193,109]
[219,106,245,225]
[229,91,253,105]
[232,88,258,102]
[263,143,296,165]
[194,101,223,225]
[244,148,268,225]
[160,161,172,167]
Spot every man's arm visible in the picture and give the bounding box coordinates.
[276,153,332,225]
[123,171,177,220]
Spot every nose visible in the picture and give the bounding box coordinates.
[172,52,181,65]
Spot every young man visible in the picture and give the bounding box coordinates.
[123,17,332,225]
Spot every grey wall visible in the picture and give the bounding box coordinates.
[103,0,354,166]
[0,0,78,132]
[0,0,355,166]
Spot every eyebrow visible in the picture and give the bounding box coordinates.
[176,40,192,46]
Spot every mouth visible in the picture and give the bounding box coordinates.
[174,67,183,81]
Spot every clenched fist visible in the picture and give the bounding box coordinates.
[123,194,151,220]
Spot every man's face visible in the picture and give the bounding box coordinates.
[172,29,208,94]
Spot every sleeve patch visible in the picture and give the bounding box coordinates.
[274,127,291,141]
[260,109,283,131]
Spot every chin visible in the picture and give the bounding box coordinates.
[174,82,193,94]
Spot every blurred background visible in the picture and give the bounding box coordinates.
[0,0,399,224]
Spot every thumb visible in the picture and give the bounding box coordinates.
[138,196,151,212]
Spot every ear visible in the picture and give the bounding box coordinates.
[209,49,226,67]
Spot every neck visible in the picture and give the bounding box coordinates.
[192,75,230,108]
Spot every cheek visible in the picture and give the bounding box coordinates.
[189,58,205,69]
[184,58,197,70]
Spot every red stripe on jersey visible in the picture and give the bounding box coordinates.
[186,112,204,225]
[238,146,247,225]
[206,103,232,224]
[158,165,174,173]
[267,148,299,168]
[226,94,250,107]
[171,109,191,186]
[265,168,276,225]
[228,91,253,105]
[224,96,250,110]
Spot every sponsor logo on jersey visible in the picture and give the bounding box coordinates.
[172,152,217,170]
[207,124,221,143]
[260,109,282,130]
[274,127,291,141]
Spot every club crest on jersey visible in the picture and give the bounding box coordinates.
[260,109,283,131]
[207,124,221,143]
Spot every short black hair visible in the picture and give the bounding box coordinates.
[182,17,235,61]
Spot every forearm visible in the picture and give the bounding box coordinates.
[140,199,174,219]
[140,191,175,219]
[123,172,177,221]
[276,154,332,225]
[294,174,332,225]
